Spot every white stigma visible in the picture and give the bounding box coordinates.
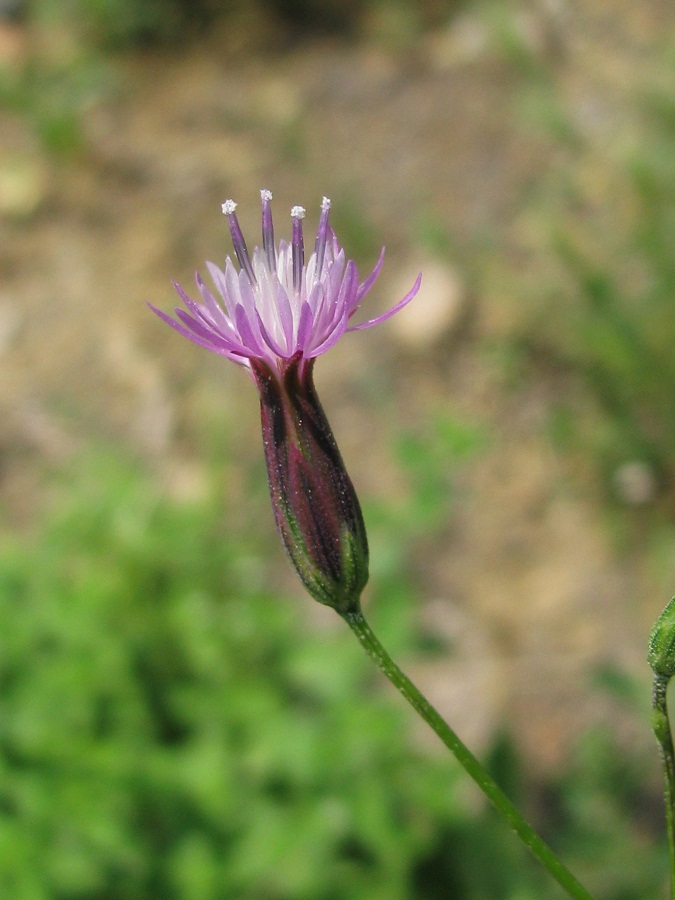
[260,189,273,201]
[221,199,237,215]
[290,205,306,219]
[321,196,331,211]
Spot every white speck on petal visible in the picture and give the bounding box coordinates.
[221,199,237,215]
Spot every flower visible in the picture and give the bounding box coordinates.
[148,190,421,378]
[150,191,421,614]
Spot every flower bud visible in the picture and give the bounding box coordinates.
[252,355,369,615]
[648,597,675,677]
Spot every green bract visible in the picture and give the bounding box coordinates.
[648,597,675,677]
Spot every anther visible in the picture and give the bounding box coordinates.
[260,189,276,272]
[291,205,306,294]
[222,199,256,285]
[314,196,331,278]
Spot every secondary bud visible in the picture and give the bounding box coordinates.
[648,597,675,677]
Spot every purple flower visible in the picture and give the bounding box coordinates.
[148,190,421,379]
[150,191,421,614]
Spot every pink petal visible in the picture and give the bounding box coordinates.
[196,273,233,331]
[275,283,294,352]
[309,312,349,356]
[147,303,249,361]
[173,307,214,339]
[351,247,385,310]
[347,272,422,332]
[234,304,265,357]
[256,310,288,358]
[296,301,314,351]
[327,259,358,331]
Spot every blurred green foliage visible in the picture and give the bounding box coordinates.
[0,50,111,157]
[27,0,227,48]
[0,435,666,898]
[552,88,675,497]
[0,451,463,899]
[21,0,457,48]
[507,32,675,512]
[393,414,487,534]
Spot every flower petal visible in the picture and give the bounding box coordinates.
[351,247,385,310]
[328,259,358,331]
[296,301,314,352]
[275,283,295,352]
[204,260,238,320]
[175,308,234,348]
[309,311,349,356]
[235,303,266,358]
[148,302,250,361]
[256,310,289,359]
[196,273,234,331]
[347,272,422,332]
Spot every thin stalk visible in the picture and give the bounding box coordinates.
[343,608,595,900]
[652,673,675,900]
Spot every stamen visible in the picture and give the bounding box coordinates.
[222,199,256,285]
[260,189,276,272]
[314,196,331,279]
[291,205,306,294]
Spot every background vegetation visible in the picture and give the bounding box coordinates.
[0,445,665,898]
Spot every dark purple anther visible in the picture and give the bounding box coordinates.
[260,189,276,272]
[313,196,331,278]
[291,205,305,294]
[222,199,257,285]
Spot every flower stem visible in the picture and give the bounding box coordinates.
[652,673,675,899]
[343,608,595,900]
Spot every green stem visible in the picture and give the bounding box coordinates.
[343,607,595,900]
[652,673,675,900]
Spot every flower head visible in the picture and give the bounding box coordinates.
[150,191,421,614]
[149,190,421,378]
